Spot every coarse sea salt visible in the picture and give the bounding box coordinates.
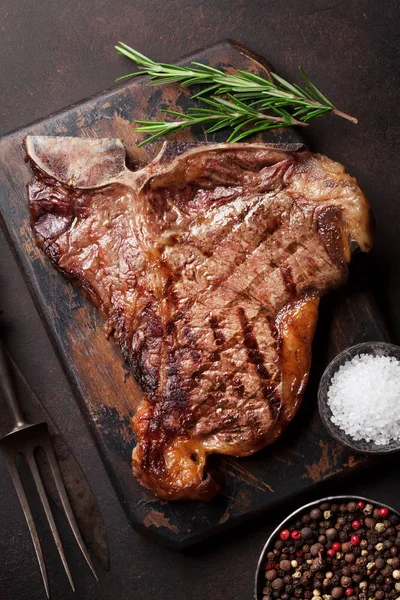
[327,353,400,446]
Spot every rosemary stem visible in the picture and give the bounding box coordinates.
[332,108,359,124]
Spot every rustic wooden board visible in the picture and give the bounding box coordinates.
[0,40,390,548]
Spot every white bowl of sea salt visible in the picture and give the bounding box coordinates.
[318,342,400,453]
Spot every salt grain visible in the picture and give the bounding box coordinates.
[327,353,400,445]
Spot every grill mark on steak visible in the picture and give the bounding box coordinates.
[27,139,373,500]
[280,266,297,297]
[208,315,226,347]
[237,306,270,381]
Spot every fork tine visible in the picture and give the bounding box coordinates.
[26,451,75,592]
[42,438,98,581]
[3,452,50,598]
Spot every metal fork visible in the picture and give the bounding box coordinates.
[0,339,97,597]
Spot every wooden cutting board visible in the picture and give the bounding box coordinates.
[0,40,390,548]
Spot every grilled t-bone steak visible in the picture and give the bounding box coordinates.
[26,137,373,501]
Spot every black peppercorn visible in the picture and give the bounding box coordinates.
[347,502,357,512]
[327,528,338,540]
[310,543,323,557]
[272,578,284,591]
[313,580,322,590]
[365,517,376,529]
[339,531,348,542]
[350,565,358,574]
[301,527,313,540]
[376,557,385,569]
[302,514,311,525]
[320,502,330,511]
[281,552,289,559]
[370,534,379,545]
[310,508,322,520]
[341,576,352,587]
[332,587,344,599]
[285,584,293,594]
[345,553,355,563]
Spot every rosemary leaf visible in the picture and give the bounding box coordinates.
[115,43,358,144]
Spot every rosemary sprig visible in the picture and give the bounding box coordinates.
[115,42,358,145]
[135,95,307,146]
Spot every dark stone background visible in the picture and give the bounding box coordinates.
[0,1,399,598]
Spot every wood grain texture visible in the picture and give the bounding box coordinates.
[0,40,390,547]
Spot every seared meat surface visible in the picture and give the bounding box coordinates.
[26,138,373,500]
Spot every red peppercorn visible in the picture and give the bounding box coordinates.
[357,501,365,509]
[280,529,290,540]
[351,520,361,530]
[385,577,392,584]
[332,542,342,551]
[379,507,389,518]
[345,588,355,597]
[291,530,301,540]
[296,550,303,557]
[327,548,336,558]
[266,562,275,570]
[350,535,361,546]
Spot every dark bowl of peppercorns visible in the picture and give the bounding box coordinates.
[255,496,400,600]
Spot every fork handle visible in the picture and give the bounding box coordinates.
[0,339,26,430]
